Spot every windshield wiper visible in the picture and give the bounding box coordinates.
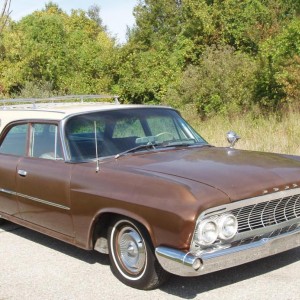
[115,140,209,159]
[115,143,156,159]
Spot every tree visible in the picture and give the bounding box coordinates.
[0,0,11,34]
[0,3,117,96]
[165,45,257,118]
[119,0,300,113]
[256,19,300,110]
[87,4,106,31]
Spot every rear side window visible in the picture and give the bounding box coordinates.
[0,124,28,156]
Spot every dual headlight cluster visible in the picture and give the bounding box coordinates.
[195,214,238,246]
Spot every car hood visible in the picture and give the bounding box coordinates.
[122,147,300,202]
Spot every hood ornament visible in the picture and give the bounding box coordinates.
[227,131,240,148]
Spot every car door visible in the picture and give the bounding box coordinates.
[0,123,28,218]
[16,122,74,237]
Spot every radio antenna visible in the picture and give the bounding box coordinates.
[94,121,100,173]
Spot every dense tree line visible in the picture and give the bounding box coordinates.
[0,1,299,118]
[0,3,116,97]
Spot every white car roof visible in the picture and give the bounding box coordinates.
[0,95,170,133]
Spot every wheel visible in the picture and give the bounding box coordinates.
[108,218,169,290]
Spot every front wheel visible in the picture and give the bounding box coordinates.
[108,218,169,290]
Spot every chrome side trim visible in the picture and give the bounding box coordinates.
[156,226,300,277]
[0,188,17,196]
[17,193,70,211]
[0,187,70,211]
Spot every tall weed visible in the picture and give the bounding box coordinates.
[181,104,300,155]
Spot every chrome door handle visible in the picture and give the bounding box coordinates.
[18,170,27,177]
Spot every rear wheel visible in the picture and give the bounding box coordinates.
[108,218,169,290]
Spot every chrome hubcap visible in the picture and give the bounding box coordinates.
[117,226,146,275]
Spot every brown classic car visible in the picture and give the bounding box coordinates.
[0,95,299,290]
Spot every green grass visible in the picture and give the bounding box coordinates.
[181,104,300,155]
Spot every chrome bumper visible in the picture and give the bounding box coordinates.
[155,227,300,277]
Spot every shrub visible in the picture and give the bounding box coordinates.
[165,45,258,118]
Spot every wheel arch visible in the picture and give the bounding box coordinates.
[89,208,156,251]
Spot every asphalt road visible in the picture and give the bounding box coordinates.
[0,221,299,300]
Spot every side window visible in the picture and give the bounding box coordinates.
[0,124,28,156]
[30,123,63,160]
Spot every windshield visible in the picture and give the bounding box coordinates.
[64,107,207,161]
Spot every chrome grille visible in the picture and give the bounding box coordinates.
[231,194,300,233]
[232,224,299,247]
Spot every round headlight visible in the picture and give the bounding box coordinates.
[217,214,238,240]
[197,219,219,245]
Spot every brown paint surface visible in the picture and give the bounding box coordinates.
[1,119,300,252]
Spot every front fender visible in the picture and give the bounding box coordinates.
[70,164,230,250]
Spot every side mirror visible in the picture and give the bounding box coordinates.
[227,131,240,148]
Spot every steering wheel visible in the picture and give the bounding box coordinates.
[155,132,176,142]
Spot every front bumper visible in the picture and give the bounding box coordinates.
[155,226,300,277]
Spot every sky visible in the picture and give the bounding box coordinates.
[8,0,137,43]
